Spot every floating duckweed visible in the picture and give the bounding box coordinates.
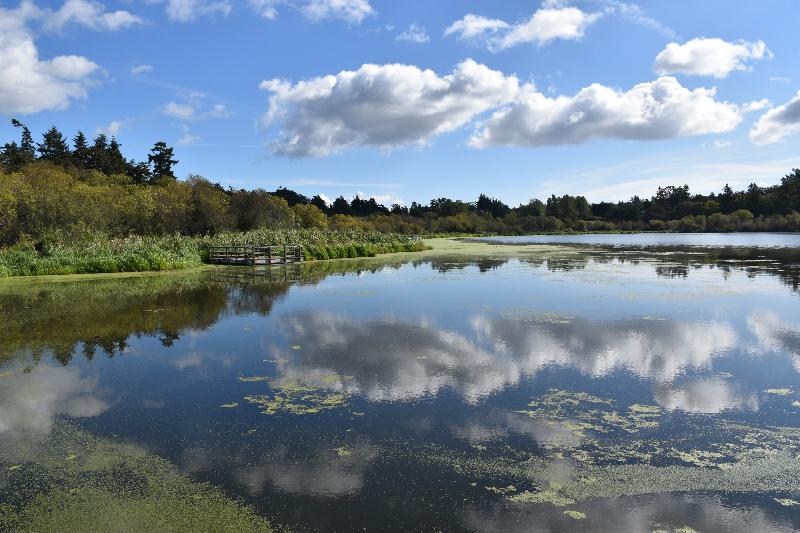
[774,498,800,506]
[518,390,661,435]
[290,345,302,350]
[335,447,352,458]
[0,422,276,533]
[66,453,78,461]
[764,388,793,396]
[238,376,271,383]
[0,370,14,378]
[484,485,516,495]
[671,449,725,468]
[244,379,349,415]
[220,402,239,408]
[508,489,575,507]
[8,465,21,471]
[564,510,587,519]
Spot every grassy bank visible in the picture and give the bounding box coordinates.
[0,229,425,277]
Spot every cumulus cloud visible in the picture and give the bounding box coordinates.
[164,101,195,119]
[654,38,771,78]
[162,0,232,22]
[469,76,742,149]
[749,91,800,145]
[396,23,429,44]
[0,2,100,114]
[445,6,600,50]
[303,0,374,23]
[98,119,124,136]
[259,59,520,157]
[44,0,142,31]
[443,14,509,40]
[248,0,374,23]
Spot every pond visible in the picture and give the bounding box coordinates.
[1,238,800,532]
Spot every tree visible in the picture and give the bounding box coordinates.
[1,119,36,171]
[330,196,352,216]
[719,184,736,213]
[271,187,309,207]
[37,126,71,166]
[72,131,90,168]
[476,194,510,218]
[105,137,127,175]
[310,195,329,213]
[292,203,328,228]
[89,133,109,171]
[148,141,178,179]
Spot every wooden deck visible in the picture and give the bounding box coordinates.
[208,245,304,266]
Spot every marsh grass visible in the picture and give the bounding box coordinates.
[0,229,425,277]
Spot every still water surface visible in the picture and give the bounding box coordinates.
[2,237,800,531]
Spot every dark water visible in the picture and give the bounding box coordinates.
[2,240,800,532]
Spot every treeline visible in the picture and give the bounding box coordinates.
[1,121,800,247]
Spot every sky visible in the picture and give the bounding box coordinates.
[1,0,799,207]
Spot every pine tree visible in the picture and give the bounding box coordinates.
[37,126,71,165]
[72,131,90,169]
[106,137,127,175]
[89,133,109,171]
[1,119,36,170]
[148,141,178,179]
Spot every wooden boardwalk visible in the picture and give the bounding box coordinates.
[208,245,304,266]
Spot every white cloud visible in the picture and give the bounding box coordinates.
[396,24,429,44]
[248,0,374,23]
[595,0,678,40]
[349,191,404,206]
[749,91,800,145]
[445,7,601,51]
[98,119,124,136]
[164,101,195,119]
[654,38,771,79]
[45,0,142,31]
[712,139,731,149]
[655,378,758,414]
[259,59,520,157]
[162,0,231,22]
[0,2,100,114]
[770,76,790,83]
[130,64,153,75]
[469,76,742,149]
[178,124,200,144]
[444,14,508,40]
[303,0,374,23]
[317,193,332,205]
[741,98,771,113]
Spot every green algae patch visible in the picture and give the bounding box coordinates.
[220,402,239,408]
[238,376,271,383]
[244,379,349,416]
[484,485,516,495]
[0,370,14,378]
[517,389,662,436]
[764,388,793,396]
[564,510,587,520]
[508,488,574,507]
[774,498,800,506]
[0,422,277,533]
[335,447,353,458]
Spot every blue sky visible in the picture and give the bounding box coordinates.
[1,0,799,206]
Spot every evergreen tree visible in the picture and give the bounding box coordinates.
[125,159,151,184]
[37,126,71,165]
[72,131,90,169]
[12,119,35,160]
[89,133,109,171]
[310,195,329,213]
[106,137,127,175]
[148,141,178,179]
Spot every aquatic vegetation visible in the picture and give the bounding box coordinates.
[238,376,271,383]
[774,498,799,506]
[764,388,793,396]
[0,422,276,532]
[220,402,239,408]
[508,486,575,506]
[244,379,349,416]
[517,389,662,435]
[564,510,587,519]
[335,447,353,458]
[484,485,516,495]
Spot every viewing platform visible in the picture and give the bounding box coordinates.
[208,245,304,265]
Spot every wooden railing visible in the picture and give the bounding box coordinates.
[208,245,304,265]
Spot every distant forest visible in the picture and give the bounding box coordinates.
[1,120,799,245]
